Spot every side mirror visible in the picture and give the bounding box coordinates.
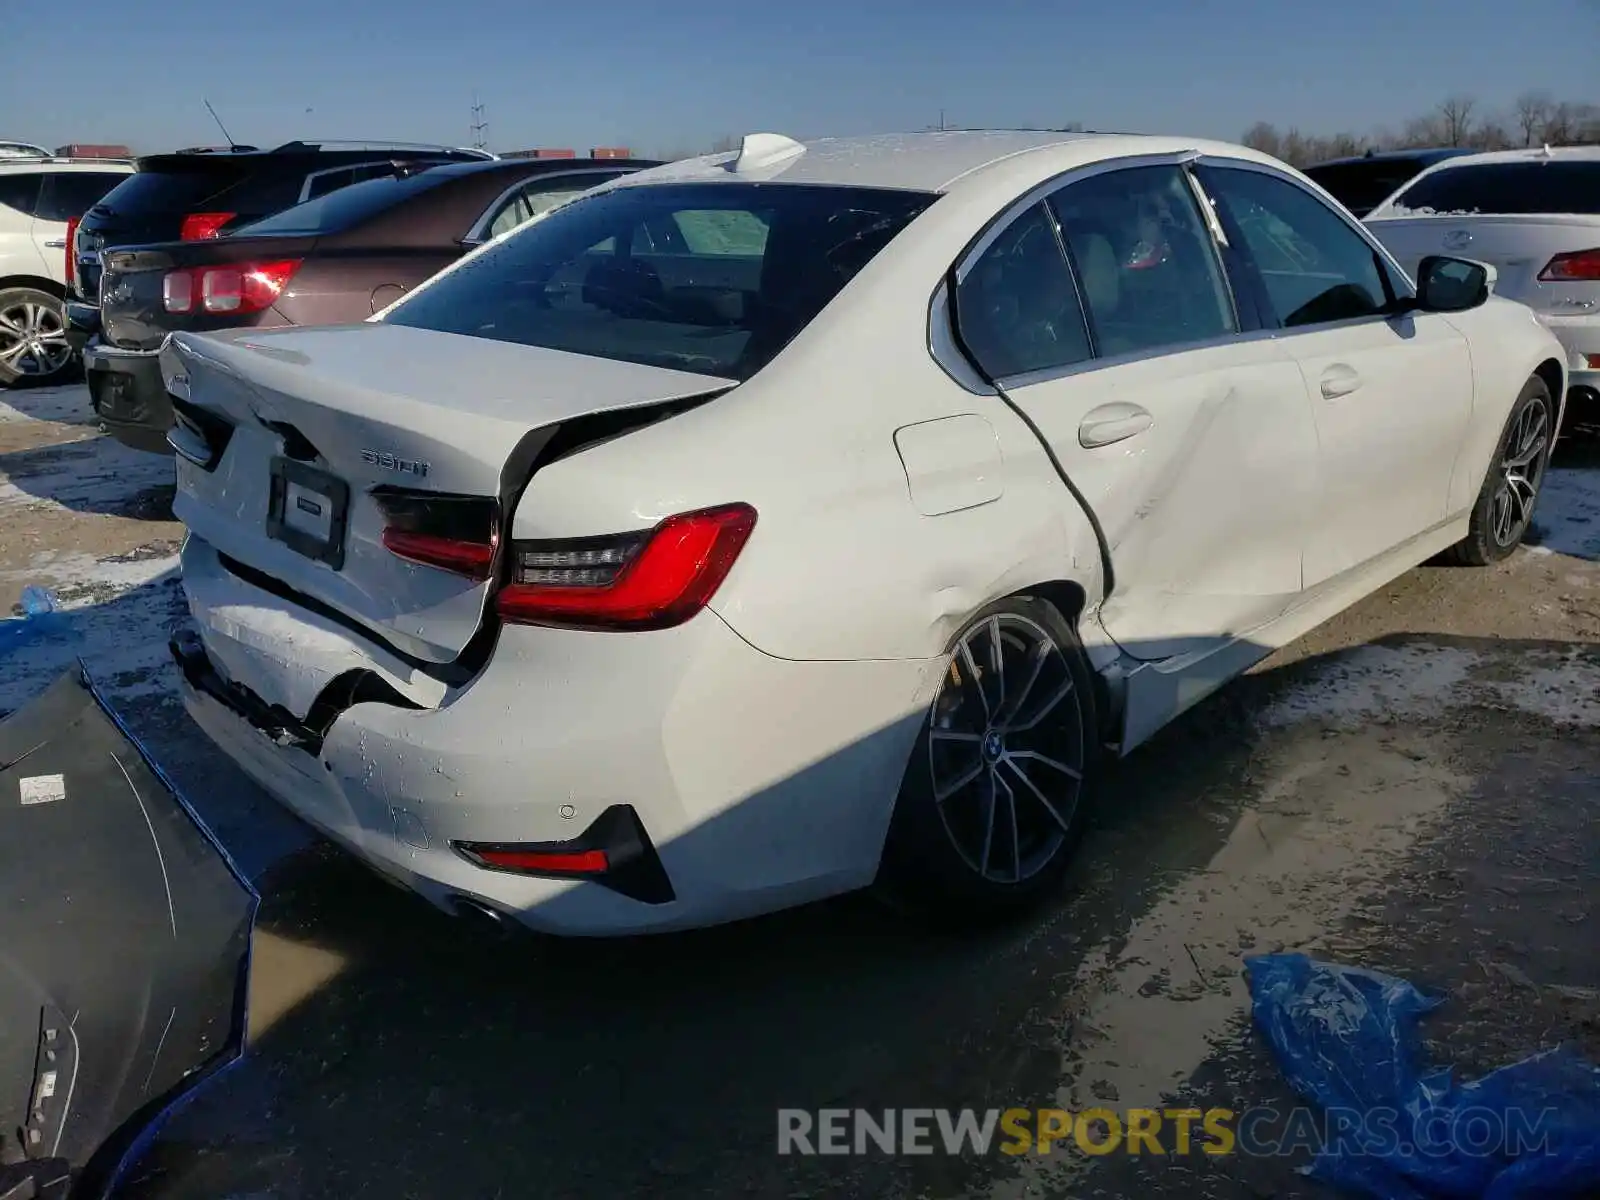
[1415,255,1494,313]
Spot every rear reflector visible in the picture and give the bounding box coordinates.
[466,847,609,874]
[163,260,300,316]
[496,502,756,631]
[180,211,237,241]
[64,216,79,289]
[1539,248,1600,282]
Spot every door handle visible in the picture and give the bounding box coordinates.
[1320,364,1362,400]
[42,239,66,249]
[1078,402,1153,448]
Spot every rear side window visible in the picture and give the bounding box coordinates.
[0,173,42,217]
[1385,162,1600,215]
[36,173,127,221]
[384,182,937,381]
[1050,165,1235,357]
[957,203,1091,378]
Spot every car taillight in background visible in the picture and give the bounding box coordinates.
[496,503,757,631]
[64,216,79,290]
[180,211,237,241]
[162,260,301,316]
[1539,248,1600,282]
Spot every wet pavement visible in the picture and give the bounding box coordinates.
[3,385,1598,1199]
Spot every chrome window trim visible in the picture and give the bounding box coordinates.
[462,168,630,245]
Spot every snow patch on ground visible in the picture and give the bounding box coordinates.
[0,545,181,605]
[0,434,174,516]
[1527,467,1600,562]
[0,383,97,427]
[1260,641,1600,729]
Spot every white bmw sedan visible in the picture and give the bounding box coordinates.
[160,130,1565,935]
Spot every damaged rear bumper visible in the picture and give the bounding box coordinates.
[173,534,937,936]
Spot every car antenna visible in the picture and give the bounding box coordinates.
[203,98,246,152]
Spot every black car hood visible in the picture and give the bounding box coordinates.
[0,666,256,1200]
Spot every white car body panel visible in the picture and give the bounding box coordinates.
[0,160,133,288]
[160,131,1569,933]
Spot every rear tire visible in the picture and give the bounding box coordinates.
[876,596,1100,924]
[1443,376,1554,566]
[0,287,75,388]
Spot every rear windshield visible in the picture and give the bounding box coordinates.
[95,169,244,214]
[1384,162,1600,215]
[1303,160,1434,214]
[231,169,448,236]
[382,182,938,380]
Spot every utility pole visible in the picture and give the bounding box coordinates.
[469,96,489,151]
[939,109,947,131]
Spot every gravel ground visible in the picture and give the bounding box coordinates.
[3,384,1597,1200]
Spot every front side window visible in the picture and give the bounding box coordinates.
[956,202,1091,378]
[1049,165,1235,357]
[1202,166,1390,328]
[384,182,937,380]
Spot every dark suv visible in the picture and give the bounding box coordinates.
[1301,148,1477,218]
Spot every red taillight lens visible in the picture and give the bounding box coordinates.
[180,211,237,241]
[1539,248,1600,282]
[381,529,496,578]
[467,847,610,875]
[64,216,79,289]
[161,260,300,316]
[496,503,757,631]
[375,490,498,579]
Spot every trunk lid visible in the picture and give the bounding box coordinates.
[161,323,732,669]
[1365,214,1600,312]
[99,235,319,349]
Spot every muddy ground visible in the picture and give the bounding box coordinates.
[3,384,1597,1200]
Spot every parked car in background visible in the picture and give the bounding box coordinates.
[0,156,132,385]
[1365,146,1600,411]
[92,154,656,450]
[0,141,53,160]
[1303,147,1475,218]
[160,130,1564,936]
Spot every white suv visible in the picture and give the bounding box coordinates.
[0,157,132,386]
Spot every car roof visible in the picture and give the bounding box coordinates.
[1405,144,1600,168]
[1305,147,1475,170]
[609,130,1288,195]
[0,158,134,173]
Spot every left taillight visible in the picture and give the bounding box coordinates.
[162,259,301,316]
[495,503,757,631]
[64,217,79,290]
[1538,247,1600,282]
[374,491,499,580]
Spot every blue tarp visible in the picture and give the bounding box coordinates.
[1246,953,1600,1199]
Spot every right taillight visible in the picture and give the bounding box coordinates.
[64,216,79,290]
[1538,248,1600,282]
[162,259,301,316]
[180,211,237,241]
[496,503,757,631]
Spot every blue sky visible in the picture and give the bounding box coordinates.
[7,0,1597,156]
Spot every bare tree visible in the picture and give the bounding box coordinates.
[1514,91,1553,146]
[1241,121,1282,158]
[1437,96,1476,146]
[709,135,740,154]
[1398,114,1446,149]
